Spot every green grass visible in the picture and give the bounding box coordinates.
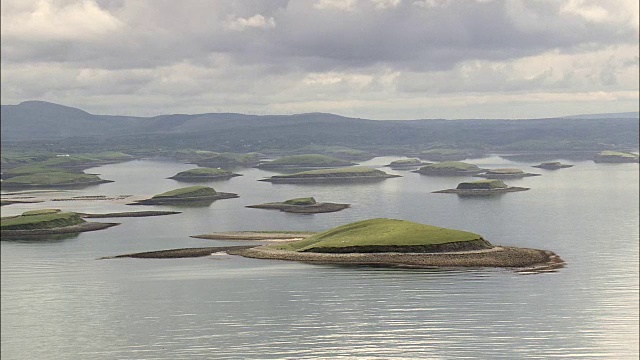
[152,186,217,198]
[263,154,354,166]
[1,211,85,230]
[456,180,507,190]
[275,166,389,177]
[485,168,524,174]
[171,168,235,177]
[389,158,423,165]
[22,209,62,216]
[271,218,483,251]
[1,165,53,178]
[418,161,480,171]
[283,197,317,205]
[2,171,105,186]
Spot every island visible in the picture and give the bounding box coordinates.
[246,197,350,214]
[259,166,401,183]
[168,167,241,181]
[419,149,469,161]
[0,171,113,189]
[1,209,119,239]
[111,219,563,272]
[432,179,529,195]
[385,158,432,170]
[413,161,486,176]
[256,154,356,170]
[127,186,238,205]
[593,151,639,163]
[532,162,574,170]
[474,168,540,179]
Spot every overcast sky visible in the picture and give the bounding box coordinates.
[1,0,638,119]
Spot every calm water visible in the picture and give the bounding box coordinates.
[1,156,638,359]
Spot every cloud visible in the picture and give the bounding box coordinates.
[225,14,276,31]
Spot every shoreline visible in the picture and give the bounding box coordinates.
[1,221,119,238]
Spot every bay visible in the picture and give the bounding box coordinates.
[1,156,638,359]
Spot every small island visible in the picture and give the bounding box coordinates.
[128,186,238,205]
[1,209,119,238]
[246,197,350,214]
[474,168,540,179]
[385,158,432,170]
[593,151,639,163]
[419,149,469,161]
[259,166,401,183]
[413,161,485,176]
[0,171,113,189]
[433,179,529,195]
[256,154,356,170]
[532,162,574,170]
[168,167,241,181]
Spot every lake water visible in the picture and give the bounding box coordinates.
[1,156,638,359]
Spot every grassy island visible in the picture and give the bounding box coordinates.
[1,209,118,238]
[1,171,113,189]
[128,185,238,205]
[413,161,485,176]
[386,158,431,169]
[168,167,241,181]
[257,154,355,169]
[259,166,401,183]
[420,149,469,161]
[433,179,529,195]
[532,162,573,170]
[474,168,540,179]
[246,197,350,214]
[593,151,639,163]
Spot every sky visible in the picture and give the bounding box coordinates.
[1,0,638,120]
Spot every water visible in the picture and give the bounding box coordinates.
[2,157,638,359]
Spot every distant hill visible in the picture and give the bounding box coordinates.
[1,101,638,154]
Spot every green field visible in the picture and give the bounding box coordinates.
[1,171,108,187]
[272,218,484,252]
[1,211,85,230]
[456,180,508,190]
[151,186,217,198]
[22,209,62,216]
[283,197,317,205]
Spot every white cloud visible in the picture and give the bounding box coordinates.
[314,0,359,11]
[0,0,123,41]
[371,0,401,10]
[224,14,276,31]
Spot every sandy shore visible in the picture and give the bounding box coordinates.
[227,245,565,272]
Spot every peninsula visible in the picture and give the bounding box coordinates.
[128,186,238,205]
[1,209,119,238]
[246,197,350,214]
[433,179,529,195]
[259,166,400,183]
[0,171,113,189]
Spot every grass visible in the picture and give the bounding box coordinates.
[418,161,480,171]
[283,197,317,205]
[171,168,235,177]
[262,154,354,166]
[271,218,483,251]
[2,171,106,186]
[1,211,85,230]
[485,168,524,174]
[456,180,508,190]
[274,166,389,177]
[389,158,423,165]
[22,209,62,216]
[1,165,53,178]
[152,186,217,198]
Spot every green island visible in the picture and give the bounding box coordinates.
[474,168,540,179]
[1,171,113,189]
[385,158,432,170]
[128,185,238,205]
[413,161,485,176]
[593,151,639,163]
[433,179,529,195]
[168,167,241,181]
[246,197,350,214]
[259,166,401,183]
[257,154,356,169]
[108,218,564,271]
[183,151,262,168]
[532,162,574,170]
[1,209,119,238]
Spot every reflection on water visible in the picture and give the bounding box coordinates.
[1,157,638,359]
